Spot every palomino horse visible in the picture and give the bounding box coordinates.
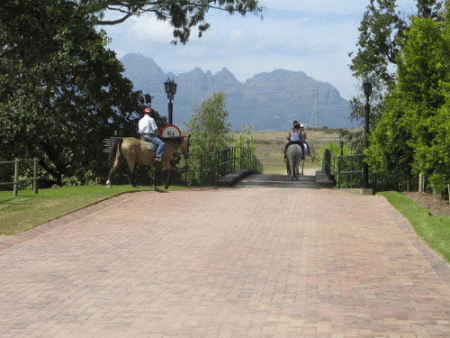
[106,136,190,189]
[286,143,304,180]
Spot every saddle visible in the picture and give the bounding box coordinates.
[142,140,157,152]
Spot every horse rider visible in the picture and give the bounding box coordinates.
[284,120,306,159]
[299,123,311,157]
[138,107,166,162]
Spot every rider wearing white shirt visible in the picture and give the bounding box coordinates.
[284,120,306,159]
[138,107,166,161]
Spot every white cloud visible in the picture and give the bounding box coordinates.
[262,0,367,14]
[127,16,174,42]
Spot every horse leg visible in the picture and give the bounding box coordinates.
[288,156,295,181]
[294,158,298,180]
[164,170,171,190]
[106,152,122,188]
[124,157,136,187]
[161,162,172,189]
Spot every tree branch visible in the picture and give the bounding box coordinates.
[95,12,134,25]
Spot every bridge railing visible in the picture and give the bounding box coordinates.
[173,146,263,186]
[331,153,365,189]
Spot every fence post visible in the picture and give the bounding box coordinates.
[13,158,19,197]
[199,154,204,186]
[338,157,341,189]
[419,174,425,192]
[33,158,39,194]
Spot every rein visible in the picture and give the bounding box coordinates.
[164,137,189,157]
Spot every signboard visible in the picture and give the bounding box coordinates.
[161,125,182,138]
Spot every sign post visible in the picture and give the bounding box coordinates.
[161,125,182,138]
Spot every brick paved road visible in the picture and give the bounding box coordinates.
[1,184,450,337]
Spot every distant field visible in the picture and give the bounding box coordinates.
[230,128,343,174]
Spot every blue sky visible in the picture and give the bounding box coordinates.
[100,0,419,101]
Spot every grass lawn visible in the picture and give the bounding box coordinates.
[0,185,182,236]
[379,191,450,263]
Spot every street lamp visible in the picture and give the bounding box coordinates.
[164,78,177,125]
[362,79,372,189]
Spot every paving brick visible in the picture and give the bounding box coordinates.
[1,185,450,337]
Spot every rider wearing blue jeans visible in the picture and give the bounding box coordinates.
[138,107,166,162]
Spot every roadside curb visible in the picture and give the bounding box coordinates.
[215,170,255,187]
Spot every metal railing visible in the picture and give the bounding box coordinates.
[332,153,365,189]
[174,146,263,185]
[0,158,39,196]
[322,149,332,178]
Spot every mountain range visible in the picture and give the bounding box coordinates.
[120,53,356,131]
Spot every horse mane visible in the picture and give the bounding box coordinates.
[164,136,184,144]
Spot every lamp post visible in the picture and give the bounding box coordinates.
[164,78,177,125]
[362,79,372,189]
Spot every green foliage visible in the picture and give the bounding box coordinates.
[365,94,415,179]
[425,90,450,192]
[234,124,255,152]
[186,92,231,154]
[0,0,144,185]
[348,0,442,125]
[76,0,264,45]
[320,142,343,158]
[398,17,450,190]
[339,129,364,154]
[349,0,407,89]
[366,16,450,193]
[184,92,231,184]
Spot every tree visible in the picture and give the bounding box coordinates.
[234,124,255,152]
[366,16,450,192]
[186,92,231,154]
[348,0,442,125]
[365,94,416,190]
[404,16,450,193]
[74,0,263,44]
[184,92,231,184]
[0,0,145,184]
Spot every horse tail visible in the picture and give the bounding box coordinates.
[107,138,123,169]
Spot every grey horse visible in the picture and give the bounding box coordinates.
[286,143,304,180]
